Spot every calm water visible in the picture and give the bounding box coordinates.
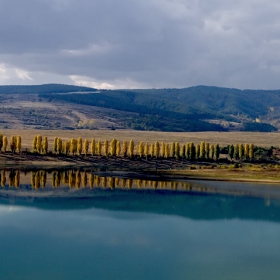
[1,169,280,279]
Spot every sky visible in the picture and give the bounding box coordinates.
[0,0,280,90]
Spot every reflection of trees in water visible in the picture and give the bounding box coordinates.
[9,170,16,188]
[0,169,198,193]
[41,170,46,188]
[121,178,126,188]
[82,172,87,188]
[102,177,107,188]
[76,171,81,189]
[89,174,94,188]
[95,175,100,187]
[127,179,132,189]
[108,177,115,189]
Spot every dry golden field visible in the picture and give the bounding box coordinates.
[1,129,280,150]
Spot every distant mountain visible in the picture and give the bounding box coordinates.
[0,84,95,94]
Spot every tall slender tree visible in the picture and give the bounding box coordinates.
[150,144,155,158]
[90,139,95,156]
[175,142,180,159]
[53,137,58,154]
[42,137,48,154]
[214,144,220,160]
[77,137,83,155]
[138,141,144,157]
[171,143,175,158]
[165,143,170,158]
[228,144,234,160]
[144,143,149,159]
[195,144,200,159]
[209,144,214,160]
[3,136,7,153]
[249,143,254,160]
[155,141,160,158]
[16,136,21,153]
[128,140,134,157]
[110,138,117,156]
[33,136,37,152]
[36,135,42,153]
[70,138,77,155]
[103,140,109,156]
[97,141,102,156]
[122,141,128,157]
[244,143,249,159]
[200,141,205,159]
[0,134,3,151]
[84,139,89,156]
[116,141,121,156]
[239,143,244,160]
[205,142,210,159]
[10,136,16,153]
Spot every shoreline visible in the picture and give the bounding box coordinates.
[1,152,280,184]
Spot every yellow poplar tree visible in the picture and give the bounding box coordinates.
[205,142,210,159]
[84,139,89,156]
[16,136,21,153]
[53,137,58,154]
[138,141,144,157]
[104,140,109,156]
[70,138,77,155]
[171,143,175,158]
[155,141,160,158]
[90,139,95,156]
[36,135,42,153]
[122,141,128,157]
[110,138,117,156]
[3,136,7,152]
[10,136,17,153]
[209,144,214,159]
[150,144,155,158]
[180,144,186,158]
[128,140,134,157]
[32,136,37,152]
[144,143,149,159]
[116,141,121,156]
[160,142,165,157]
[57,138,63,154]
[164,143,170,158]
[42,137,48,154]
[97,141,102,156]
[0,134,3,151]
[77,137,83,155]
[200,141,205,159]
[175,142,180,159]
[239,143,244,160]
[244,143,249,159]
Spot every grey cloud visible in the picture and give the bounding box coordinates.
[0,0,280,89]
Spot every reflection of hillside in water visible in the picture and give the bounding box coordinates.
[0,169,280,223]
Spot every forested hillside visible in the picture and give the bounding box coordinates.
[0,84,279,132]
[39,85,280,132]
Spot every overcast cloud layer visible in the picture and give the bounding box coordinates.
[0,0,280,89]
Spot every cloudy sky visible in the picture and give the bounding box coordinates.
[0,0,280,89]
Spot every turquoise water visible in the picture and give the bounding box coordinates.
[1,175,280,279]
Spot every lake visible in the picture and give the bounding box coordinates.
[1,169,280,279]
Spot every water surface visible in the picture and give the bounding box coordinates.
[0,169,280,279]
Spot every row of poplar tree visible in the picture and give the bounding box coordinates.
[0,134,255,160]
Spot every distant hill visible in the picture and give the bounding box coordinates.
[0,84,279,132]
[39,85,280,132]
[0,84,95,94]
